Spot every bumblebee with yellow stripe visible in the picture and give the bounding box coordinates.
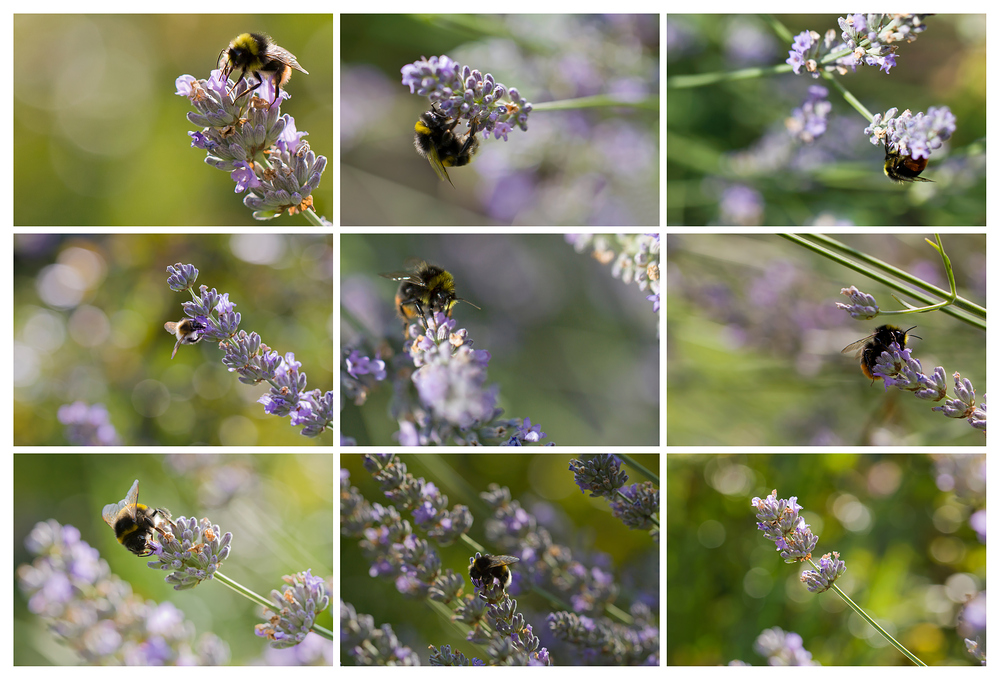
[883,139,933,183]
[380,260,480,332]
[414,104,481,186]
[102,479,172,557]
[218,32,308,106]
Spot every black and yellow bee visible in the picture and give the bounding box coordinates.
[164,317,206,359]
[883,139,933,183]
[413,104,481,186]
[218,32,308,106]
[842,324,920,381]
[380,260,480,329]
[469,553,520,591]
[101,480,172,557]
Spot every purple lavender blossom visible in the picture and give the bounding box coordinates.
[800,551,847,592]
[166,263,332,439]
[754,626,819,665]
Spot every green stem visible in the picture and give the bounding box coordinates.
[828,583,927,666]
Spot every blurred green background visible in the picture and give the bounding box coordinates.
[341,453,659,665]
[341,14,659,225]
[13,233,333,446]
[341,233,659,446]
[666,454,986,666]
[13,14,333,225]
[14,453,333,665]
[667,14,986,225]
[666,233,985,446]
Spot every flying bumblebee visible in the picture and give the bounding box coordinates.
[414,104,481,186]
[469,553,520,591]
[842,324,920,381]
[380,260,480,329]
[102,480,172,557]
[883,139,934,183]
[164,318,206,359]
[218,32,308,106]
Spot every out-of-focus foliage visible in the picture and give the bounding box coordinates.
[667,14,985,226]
[666,454,986,666]
[13,233,333,446]
[13,14,332,225]
[666,233,985,446]
[341,233,659,446]
[14,453,334,665]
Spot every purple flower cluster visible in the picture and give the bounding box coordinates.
[166,263,333,438]
[566,234,660,316]
[388,312,548,446]
[800,552,847,593]
[866,106,956,161]
[57,401,121,446]
[254,569,331,649]
[786,14,929,79]
[150,515,233,590]
[341,600,420,665]
[401,55,532,141]
[752,490,820,564]
[837,285,880,319]
[754,626,819,665]
[786,86,832,143]
[175,70,327,222]
[17,520,230,664]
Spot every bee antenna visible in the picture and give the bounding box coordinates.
[455,297,481,310]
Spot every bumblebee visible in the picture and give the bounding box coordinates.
[218,32,308,106]
[469,553,519,591]
[414,104,481,186]
[380,260,480,329]
[842,324,920,381]
[883,139,933,183]
[164,318,206,359]
[101,480,172,557]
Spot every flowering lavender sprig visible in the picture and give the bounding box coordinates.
[570,455,659,541]
[175,70,328,223]
[837,285,879,319]
[547,607,657,665]
[165,263,333,439]
[866,106,956,161]
[342,457,658,665]
[459,553,551,666]
[147,515,232,590]
[389,312,550,446]
[867,341,986,432]
[341,600,420,665]
[340,459,469,599]
[17,520,230,664]
[566,234,660,316]
[58,401,122,446]
[964,636,986,665]
[753,626,819,665]
[786,85,832,143]
[786,14,929,78]
[254,570,331,649]
[361,454,473,546]
[401,55,532,142]
[752,490,926,666]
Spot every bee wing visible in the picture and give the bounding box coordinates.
[164,321,179,334]
[266,45,308,73]
[841,334,875,357]
[484,555,520,567]
[424,145,455,186]
[102,479,140,527]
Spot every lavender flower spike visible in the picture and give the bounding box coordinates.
[800,552,847,592]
